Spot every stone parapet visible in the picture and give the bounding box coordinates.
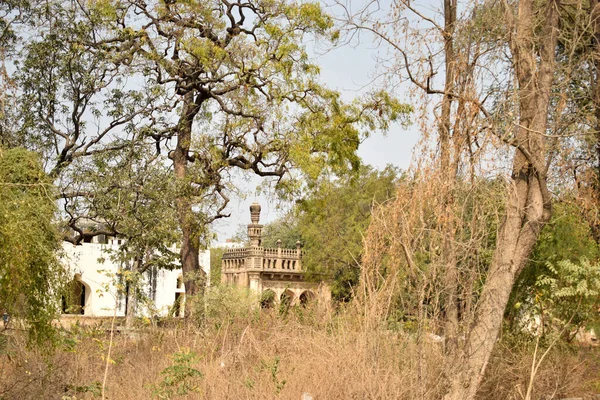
[220,203,327,306]
[222,246,303,273]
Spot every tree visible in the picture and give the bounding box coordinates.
[72,146,180,325]
[260,165,399,301]
[0,147,66,344]
[452,3,559,397]
[298,165,400,301]
[341,0,577,398]
[7,0,163,242]
[260,213,302,249]
[83,0,409,303]
[508,201,600,338]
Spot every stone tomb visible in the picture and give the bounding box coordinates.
[221,203,330,306]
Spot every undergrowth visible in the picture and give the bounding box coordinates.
[0,288,598,399]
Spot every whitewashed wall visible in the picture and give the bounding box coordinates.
[61,241,210,317]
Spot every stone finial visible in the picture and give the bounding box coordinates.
[250,202,261,224]
[296,240,301,249]
[277,239,282,248]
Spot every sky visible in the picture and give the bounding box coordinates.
[211,12,423,243]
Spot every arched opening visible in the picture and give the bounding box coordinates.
[279,289,295,315]
[172,293,185,317]
[280,290,295,305]
[260,289,276,309]
[172,276,185,317]
[62,275,89,315]
[299,290,315,306]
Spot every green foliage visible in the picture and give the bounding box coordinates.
[261,356,286,395]
[64,381,102,397]
[84,0,411,229]
[259,165,400,302]
[193,285,259,327]
[71,147,180,315]
[0,147,66,345]
[75,147,180,267]
[151,350,203,399]
[259,289,276,309]
[298,165,400,301]
[535,258,600,335]
[279,290,293,317]
[531,202,599,265]
[260,213,302,249]
[508,201,600,336]
[209,247,225,285]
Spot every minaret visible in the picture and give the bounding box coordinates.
[248,202,263,247]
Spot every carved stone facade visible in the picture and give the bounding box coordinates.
[221,203,330,306]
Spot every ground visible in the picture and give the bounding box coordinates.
[1,297,599,400]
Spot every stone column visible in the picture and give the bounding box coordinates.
[248,272,262,293]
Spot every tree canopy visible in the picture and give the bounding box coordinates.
[0,0,410,303]
[0,147,66,344]
[260,165,400,301]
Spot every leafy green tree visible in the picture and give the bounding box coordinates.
[0,147,66,344]
[82,0,409,302]
[7,0,161,242]
[298,166,400,301]
[260,213,302,249]
[535,258,600,340]
[72,146,180,324]
[261,165,400,301]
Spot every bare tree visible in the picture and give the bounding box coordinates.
[340,0,583,398]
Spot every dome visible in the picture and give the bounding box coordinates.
[250,202,261,224]
[250,202,261,213]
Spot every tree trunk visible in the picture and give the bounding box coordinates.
[125,283,137,328]
[590,0,600,243]
[440,0,460,354]
[172,91,206,312]
[124,257,139,328]
[444,1,559,398]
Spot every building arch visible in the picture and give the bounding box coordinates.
[62,274,91,315]
[280,289,295,306]
[260,289,276,309]
[299,290,315,306]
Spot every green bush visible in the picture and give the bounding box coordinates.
[192,285,260,328]
[150,350,203,399]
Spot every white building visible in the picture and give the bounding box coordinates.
[61,238,210,317]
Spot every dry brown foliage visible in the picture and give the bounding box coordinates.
[358,174,504,332]
[478,340,600,400]
[1,304,598,400]
[0,307,444,400]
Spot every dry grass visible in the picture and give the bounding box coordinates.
[1,299,599,400]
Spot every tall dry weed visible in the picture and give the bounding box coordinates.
[1,288,598,399]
